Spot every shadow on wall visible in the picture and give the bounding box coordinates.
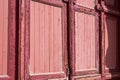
[105,15,120,80]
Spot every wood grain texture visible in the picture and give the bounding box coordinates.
[75,0,95,9]
[75,12,96,71]
[30,1,63,74]
[0,0,8,75]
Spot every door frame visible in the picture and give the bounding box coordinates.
[68,0,101,79]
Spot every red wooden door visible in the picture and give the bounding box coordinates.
[24,0,68,79]
[24,0,120,80]
[0,0,16,80]
[68,0,120,80]
[68,0,100,79]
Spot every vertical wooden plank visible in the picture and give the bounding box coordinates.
[76,12,80,70]
[90,15,95,68]
[75,12,78,70]
[75,12,85,70]
[49,6,54,72]
[39,3,45,73]
[1,0,4,75]
[34,1,40,73]
[44,4,50,72]
[53,7,59,72]
[86,14,91,69]
[30,1,35,73]
[2,0,8,75]
[0,0,3,75]
[57,8,62,72]
[84,14,89,69]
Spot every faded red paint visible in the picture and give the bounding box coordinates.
[24,0,68,80]
[0,0,16,80]
[0,0,118,80]
[68,0,100,79]
[30,1,63,73]
[75,0,95,9]
[0,0,8,75]
[75,12,96,71]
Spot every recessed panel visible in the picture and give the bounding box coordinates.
[75,12,96,71]
[105,15,118,70]
[30,1,63,74]
[75,0,95,9]
[0,0,8,75]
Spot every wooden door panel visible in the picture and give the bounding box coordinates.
[69,0,100,79]
[30,1,63,74]
[25,0,68,79]
[105,15,118,71]
[75,12,96,71]
[0,0,8,75]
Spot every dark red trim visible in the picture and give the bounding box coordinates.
[100,1,106,80]
[95,11,100,76]
[74,5,96,15]
[101,11,106,80]
[18,0,22,80]
[24,0,30,79]
[62,3,69,76]
[8,0,16,79]
[68,0,75,79]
